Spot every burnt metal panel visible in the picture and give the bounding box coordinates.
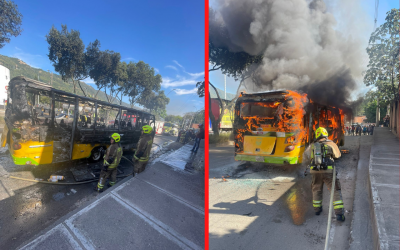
[69,97,79,160]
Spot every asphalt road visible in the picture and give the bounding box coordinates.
[209,135,370,250]
[0,134,177,250]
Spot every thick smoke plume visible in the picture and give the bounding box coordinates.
[210,0,368,110]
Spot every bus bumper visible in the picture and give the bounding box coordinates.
[234,154,299,165]
[11,154,39,166]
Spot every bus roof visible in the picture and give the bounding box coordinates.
[10,76,153,116]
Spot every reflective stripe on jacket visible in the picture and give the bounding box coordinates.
[104,143,122,169]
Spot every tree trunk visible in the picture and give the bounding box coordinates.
[94,87,103,99]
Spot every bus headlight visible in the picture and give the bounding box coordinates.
[284,145,295,152]
[13,141,22,150]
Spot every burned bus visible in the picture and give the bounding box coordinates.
[1,76,155,165]
[233,90,345,165]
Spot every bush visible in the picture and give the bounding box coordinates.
[209,132,232,144]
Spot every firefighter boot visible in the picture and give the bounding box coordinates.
[94,186,103,193]
[336,214,345,222]
[315,207,322,215]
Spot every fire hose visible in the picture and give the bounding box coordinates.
[324,164,336,250]
[6,156,136,185]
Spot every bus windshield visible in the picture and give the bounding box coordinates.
[240,102,283,118]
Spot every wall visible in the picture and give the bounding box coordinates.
[0,65,10,107]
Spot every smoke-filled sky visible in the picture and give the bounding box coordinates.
[210,0,399,108]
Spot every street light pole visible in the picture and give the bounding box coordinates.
[166,89,177,96]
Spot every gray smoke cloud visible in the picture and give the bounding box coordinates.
[210,0,369,110]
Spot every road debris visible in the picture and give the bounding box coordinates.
[341,149,350,154]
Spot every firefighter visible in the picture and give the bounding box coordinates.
[94,133,123,192]
[133,125,153,174]
[310,127,345,221]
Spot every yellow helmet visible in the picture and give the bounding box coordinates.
[111,133,121,142]
[315,127,328,140]
[142,125,153,134]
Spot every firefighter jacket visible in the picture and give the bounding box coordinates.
[310,138,341,173]
[104,143,122,169]
[134,134,153,162]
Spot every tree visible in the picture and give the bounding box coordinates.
[165,115,183,124]
[122,61,162,108]
[46,25,100,96]
[364,8,399,106]
[139,90,169,118]
[0,0,23,49]
[87,47,122,103]
[206,10,264,135]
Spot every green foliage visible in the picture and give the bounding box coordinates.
[209,41,263,80]
[196,80,204,98]
[46,25,100,94]
[0,0,23,49]
[165,115,183,124]
[192,110,205,124]
[123,61,162,107]
[364,8,399,104]
[139,90,169,117]
[364,99,387,123]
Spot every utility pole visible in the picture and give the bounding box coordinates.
[224,74,226,100]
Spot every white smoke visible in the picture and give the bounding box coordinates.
[210,0,370,108]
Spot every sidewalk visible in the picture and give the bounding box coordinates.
[368,127,399,250]
[18,142,205,250]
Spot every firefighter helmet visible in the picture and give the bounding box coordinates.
[315,127,328,140]
[142,125,153,134]
[111,133,121,142]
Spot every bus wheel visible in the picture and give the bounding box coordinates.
[90,147,103,162]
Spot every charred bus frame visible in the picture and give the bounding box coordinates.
[233,91,345,165]
[3,76,155,165]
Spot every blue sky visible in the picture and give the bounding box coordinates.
[210,0,399,97]
[0,0,205,116]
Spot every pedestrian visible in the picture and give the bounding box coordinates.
[133,125,154,174]
[371,124,374,135]
[310,127,345,222]
[351,126,355,136]
[363,126,367,135]
[191,123,204,153]
[95,133,123,192]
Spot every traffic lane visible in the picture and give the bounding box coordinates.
[209,136,361,250]
[0,135,176,249]
[153,134,178,147]
[0,155,135,249]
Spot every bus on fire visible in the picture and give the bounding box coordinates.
[233,90,345,165]
[1,76,155,166]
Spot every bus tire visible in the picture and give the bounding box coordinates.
[89,147,104,162]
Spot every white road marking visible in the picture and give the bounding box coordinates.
[20,224,84,250]
[63,194,111,250]
[135,178,204,214]
[371,163,400,167]
[112,194,201,250]
[373,183,400,188]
